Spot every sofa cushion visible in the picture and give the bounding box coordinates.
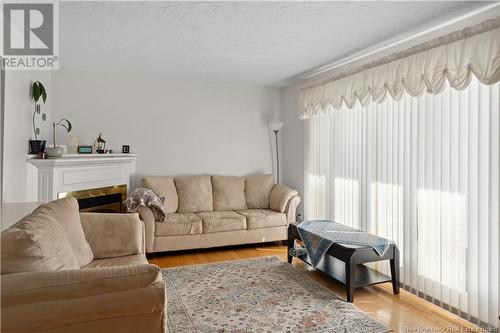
[1,264,165,332]
[142,176,178,213]
[155,213,202,236]
[174,176,213,213]
[1,213,80,274]
[197,211,247,234]
[2,264,162,307]
[80,213,143,259]
[83,254,149,269]
[212,176,247,211]
[236,209,287,230]
[34,197,94,267]
[245,174,275,209]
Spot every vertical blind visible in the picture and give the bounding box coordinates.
[304,76,499,329]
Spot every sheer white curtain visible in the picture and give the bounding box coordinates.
[304,76,499,329]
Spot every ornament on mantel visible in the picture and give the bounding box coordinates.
[96,133,106,154]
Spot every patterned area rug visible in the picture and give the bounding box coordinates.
[162,256,389,333]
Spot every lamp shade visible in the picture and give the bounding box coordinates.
[268,122,283,131]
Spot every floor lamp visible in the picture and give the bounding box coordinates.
[268,122,283,184]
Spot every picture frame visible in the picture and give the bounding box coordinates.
[77,145,93,154]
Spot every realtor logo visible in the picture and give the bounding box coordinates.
[1,1,59,69]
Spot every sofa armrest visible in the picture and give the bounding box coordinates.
[137,206,156,253]
[80,212,144,259]
[1,265,165,332]
[285,195,301,224]
[269,184,299,213]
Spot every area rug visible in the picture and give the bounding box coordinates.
[162,256,389,333]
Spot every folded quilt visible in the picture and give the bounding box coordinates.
[297,220,392,268]
[124,187,166,223]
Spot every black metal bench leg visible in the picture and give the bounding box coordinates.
[346,258,356,302]
[390,246,400,295]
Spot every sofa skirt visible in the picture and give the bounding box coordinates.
[152,226,287,252]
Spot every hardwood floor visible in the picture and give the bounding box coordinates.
[148,242,478,333]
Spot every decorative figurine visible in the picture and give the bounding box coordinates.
[96,133,106,154]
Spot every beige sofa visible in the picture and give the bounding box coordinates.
[1,197,166,333]
[138,174,301,253]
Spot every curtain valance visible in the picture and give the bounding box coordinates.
[298,21,500,119]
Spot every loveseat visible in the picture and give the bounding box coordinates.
[1,197,166,333]
[138,174,301,253]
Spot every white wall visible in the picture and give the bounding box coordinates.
[51,71,280,187]
[280,84,304,216]
[3,71,51,203]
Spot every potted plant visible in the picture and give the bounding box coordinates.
[45,119,72,158]
[29,81,47,154]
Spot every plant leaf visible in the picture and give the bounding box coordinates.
[61,119,72,133]
[41,85,47,103]
[32,82,40,102]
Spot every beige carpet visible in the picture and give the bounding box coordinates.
[163,256,389,332]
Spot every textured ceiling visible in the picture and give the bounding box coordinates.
[59,1,493,86]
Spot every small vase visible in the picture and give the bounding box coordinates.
[70,136,79,154]
[29,140,46,154]
[45,146,64,158]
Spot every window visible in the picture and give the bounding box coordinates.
[305,76,499,329]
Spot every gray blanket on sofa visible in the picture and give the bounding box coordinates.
[123,187,166,223]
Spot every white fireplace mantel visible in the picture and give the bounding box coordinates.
[27,154,137,202]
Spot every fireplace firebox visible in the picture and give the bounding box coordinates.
[58,185,127,213]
